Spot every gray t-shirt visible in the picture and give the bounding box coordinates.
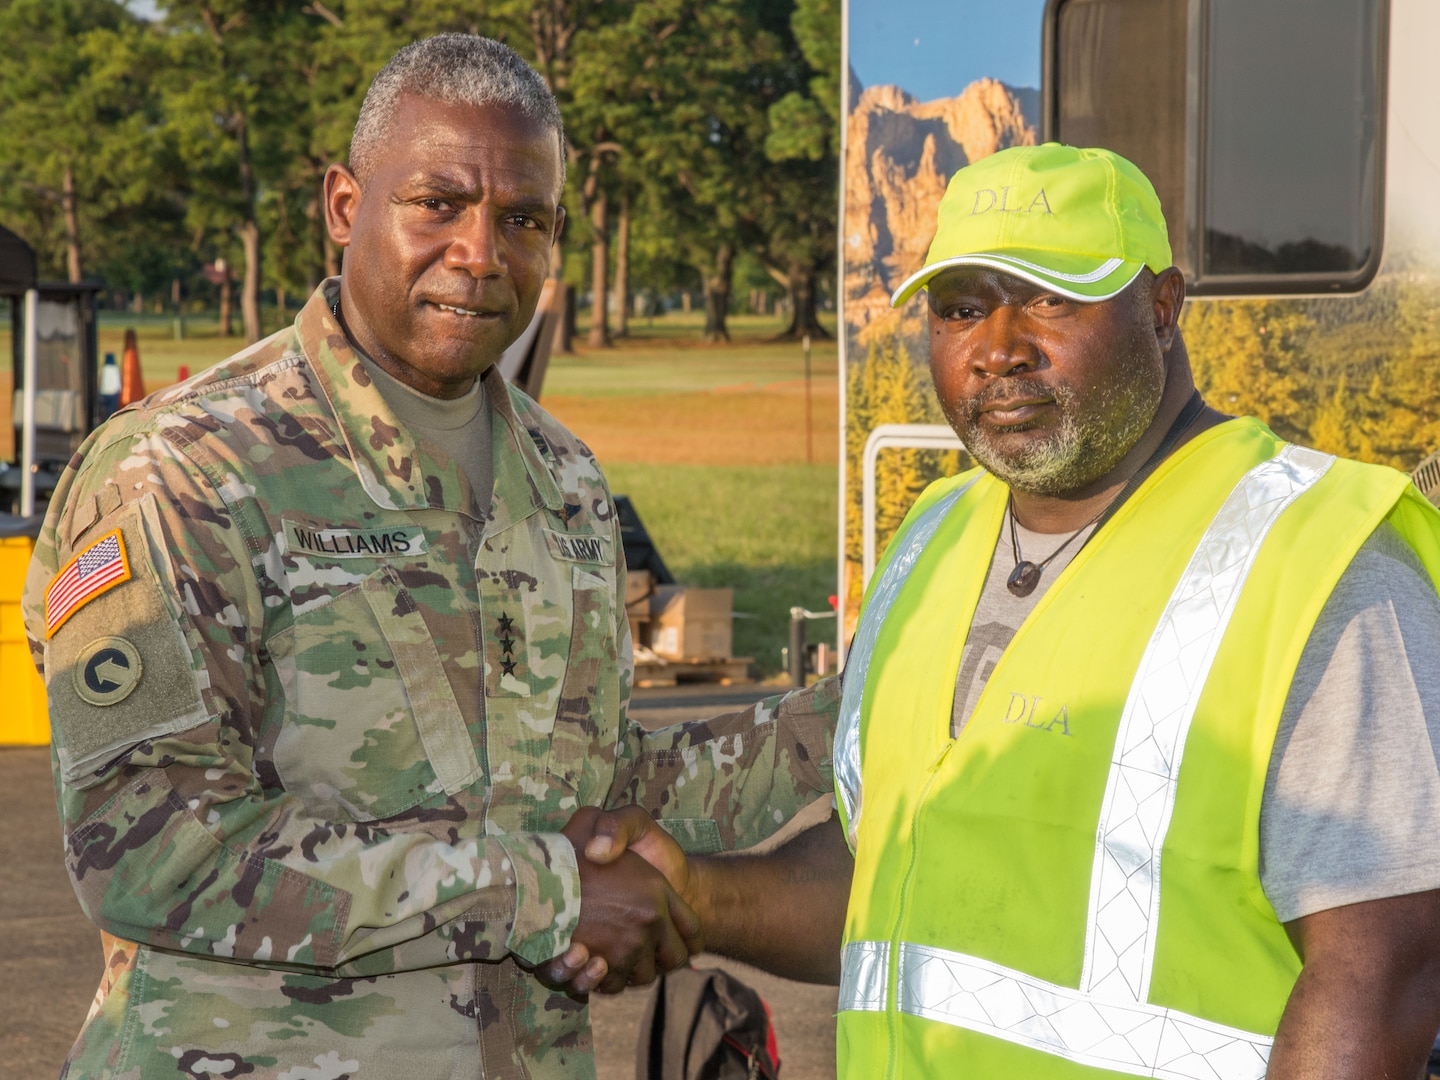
[355,353,494,516]
[954,512,1440,922]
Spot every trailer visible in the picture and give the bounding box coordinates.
[837,0,1440,651]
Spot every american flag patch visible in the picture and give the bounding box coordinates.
[45,529,131,639]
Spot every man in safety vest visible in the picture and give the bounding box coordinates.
[570,143,1440,1078]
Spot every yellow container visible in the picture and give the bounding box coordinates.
[1,535,49,745]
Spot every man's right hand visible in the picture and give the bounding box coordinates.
[551,806,852,989]
[552,806,704,994]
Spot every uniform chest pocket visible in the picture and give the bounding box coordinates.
[545,564,622,799]
[269,566,482,822]
[480,556,576,706]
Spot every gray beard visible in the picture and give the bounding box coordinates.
[957,363,1166,497]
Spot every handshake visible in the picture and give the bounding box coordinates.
[539,805,704,995]
[536,801,853,994]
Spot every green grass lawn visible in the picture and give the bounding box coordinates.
[606,462,839,678]
[570,313,842,677]
[547,311,837,398]
[73,306,839,394]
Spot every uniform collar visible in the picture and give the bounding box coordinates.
[296,279,562,523]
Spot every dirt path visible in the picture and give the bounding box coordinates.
[544,382,839,468]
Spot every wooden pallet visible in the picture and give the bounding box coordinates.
[633,656,753,688]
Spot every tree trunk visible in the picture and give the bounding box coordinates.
[560,286,576,353]
[236,116,263,343]
[549,234,573,353]
[240,218,262,342]
[776,262,831,340]
[681,291,691,314]
[62,164,83,282]
[219,259,234,337]
[612,192,630,338]
[308,191,332,287]
[587,186,609,348]
[702,242,735,343]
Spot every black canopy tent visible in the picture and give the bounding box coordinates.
[0,226,102,521]
[0,226,37,292]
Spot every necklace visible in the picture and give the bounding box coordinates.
[1005,390,1207,598]
[330,296,340,320]
[1006,501,1100,597]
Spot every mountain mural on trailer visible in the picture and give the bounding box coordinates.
[844,69,1039,342]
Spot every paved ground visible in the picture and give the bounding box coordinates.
[0,683,838,1079]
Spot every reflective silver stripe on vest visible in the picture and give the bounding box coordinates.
[834,478,979,848]
[838,940,891,1012]
[894,942,1270,1080]
[1079,445,1333,1004]
[838,445,1336,1076]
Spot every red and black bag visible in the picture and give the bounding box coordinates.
[636,965,782,1079]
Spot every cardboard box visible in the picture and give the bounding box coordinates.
[627,615,648,653]
[649,585,733,660]
[625,568,653,608]
[625,569,653,650]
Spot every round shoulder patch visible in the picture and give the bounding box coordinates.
[73,637,144,707]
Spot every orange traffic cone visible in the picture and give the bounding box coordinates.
[119,328,145,408]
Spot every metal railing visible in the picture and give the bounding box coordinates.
[861,423,966,591]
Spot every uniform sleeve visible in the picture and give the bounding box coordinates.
[607,676,840,854]
[1260,522,1440,922]
[24,424,579,974]
[642,479,954,853]
[599,459,837,847]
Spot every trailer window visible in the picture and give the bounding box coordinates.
[1053,0,1191,270]
[1046,0,1386,294]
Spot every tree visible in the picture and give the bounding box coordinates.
[490,0,615,345]
[1360,277,1440,465]
[1183,299,1312,444]
[750,154,836,339]
[0,0,174,283]
[757,0,839,339]
[0,0,850,349]
[568,0,786,343]
[159,1,314,342]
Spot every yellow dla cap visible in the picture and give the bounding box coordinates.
[890,143,1173,306]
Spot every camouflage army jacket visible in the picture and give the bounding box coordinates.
[23,281,839,1080]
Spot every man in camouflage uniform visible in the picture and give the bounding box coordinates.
[24,35,837,1079]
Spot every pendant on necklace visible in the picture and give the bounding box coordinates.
[1007,561,1042,597]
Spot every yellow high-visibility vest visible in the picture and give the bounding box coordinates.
[834,418,1440,1079]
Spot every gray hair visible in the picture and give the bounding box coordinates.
[349,34,566,189]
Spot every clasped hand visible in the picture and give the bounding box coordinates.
[540,805,700,994]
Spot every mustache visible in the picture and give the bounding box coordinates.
[966,378,1063,413]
